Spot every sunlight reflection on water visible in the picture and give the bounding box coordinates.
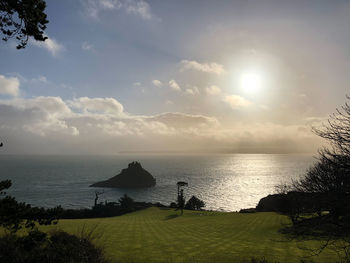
[0,154,315,211]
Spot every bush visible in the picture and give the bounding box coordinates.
[0,229,109,263]
[185,195,205,210]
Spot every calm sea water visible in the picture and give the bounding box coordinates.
[0,154,315,211]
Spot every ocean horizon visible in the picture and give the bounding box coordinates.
[0,153,316,211]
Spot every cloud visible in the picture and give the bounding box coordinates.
[165,100,174,105]
[84,0,122,18]
[146,112,218,129]
[0,75,20,96]
[152,79,162,88]
[67,97,124,115]
[31,37,64,57]
[0,95,322,154]
[205,85,221,95]
[124,0,152,20]
[82,41,94,51]
[84,0,153,20]
[224,95,252,109]
[180,60,225,75]
[0,96,77,137]
[169,79,181,91]
[185,86,200,96]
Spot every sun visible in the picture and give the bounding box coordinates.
[240,72,262,93]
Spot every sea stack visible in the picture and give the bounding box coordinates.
[90,161,156,188]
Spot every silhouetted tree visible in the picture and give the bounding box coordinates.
[280,96,350,262]
[185,195,205,210]
[176,181,188,215]
[292,96,350,221]
[0,0,48,49]
[177,189,185,215]
[94,190,104,207]
[0,179,62,232]
[118,194,134,211]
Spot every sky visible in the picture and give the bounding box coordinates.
[0,0,349,155]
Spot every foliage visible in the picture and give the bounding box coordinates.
[177,188,185,215]
[278,96,350,262]
[0,229,109,263]
[0,0,48,49]
[118,193,134,211]
[289,97,350,222]
[0,179,62,232]
[176,181,188,215]
[185,195,205,210]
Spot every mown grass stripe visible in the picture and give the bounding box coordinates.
[39,208,338,263]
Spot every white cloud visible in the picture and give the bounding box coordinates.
[185,86,200,96]
[152,79,162,88]
[169,79,181,91]
[180,60,225,75]
[31,37,64,57]
[124,0,152,20]
[84,0,122,18]
[84,0,153,20]
[165,100,174,105]
[0,75,20,96]
[224,95,252,109]
[82,41,94,51]
[0,96,77,137]
[67,97,124,115]
[205,85,221,95]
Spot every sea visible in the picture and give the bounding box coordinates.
[0,154,316,211]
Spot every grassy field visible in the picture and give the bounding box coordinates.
[43,208,337,263]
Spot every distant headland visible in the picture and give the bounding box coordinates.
[90,161,156,188]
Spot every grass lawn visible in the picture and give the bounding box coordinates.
[42,208,337,263]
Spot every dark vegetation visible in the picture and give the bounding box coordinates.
[0,179,110,263]
[0,0,48,49]
[0,179,61,232]
[0,229,108,263]
[185,195,205,210]
[60,195,166,219]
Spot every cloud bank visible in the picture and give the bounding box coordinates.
[0,94,321,154]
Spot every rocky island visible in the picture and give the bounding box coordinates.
[90,161,156,188]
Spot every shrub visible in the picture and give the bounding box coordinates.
[0,229,109,263]
[185,195,205,210]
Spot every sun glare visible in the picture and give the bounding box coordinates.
[240,72,262,93]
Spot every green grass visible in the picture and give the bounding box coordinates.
[42,208,337,263]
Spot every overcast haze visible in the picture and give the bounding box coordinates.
[0,0,349,154]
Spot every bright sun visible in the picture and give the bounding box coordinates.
[240,72,262,93]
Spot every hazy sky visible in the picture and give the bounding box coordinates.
[0,0,349,154]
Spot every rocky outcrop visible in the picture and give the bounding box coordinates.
[256,194,288,213]
[90,161,156,188]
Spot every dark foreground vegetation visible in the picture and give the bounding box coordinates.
[0,229,108,263]
[0,180,110,263]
